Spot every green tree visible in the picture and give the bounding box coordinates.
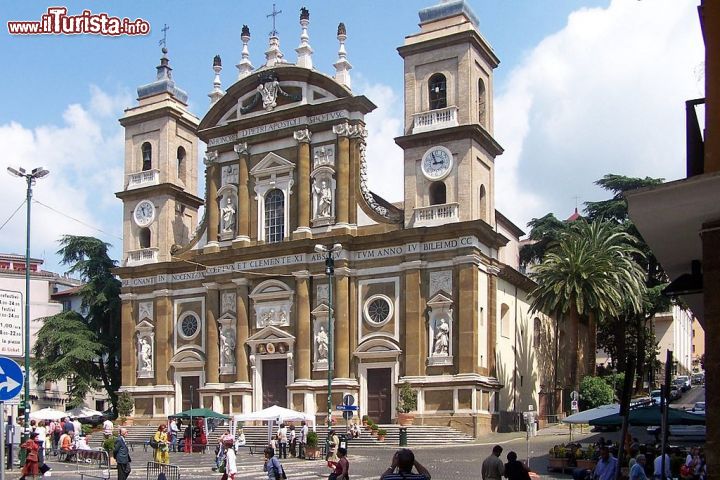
[529,220,646,392]
[33,236,121,409]
[579,376,614,410]
[519,213,568,268]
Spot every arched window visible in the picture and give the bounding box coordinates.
[500,303,510,338]
[534,317,542,347]
[478,78,487,127]
[177,146,186,183]
[139,227,151,248]
[428,73,447,110]
[429,181,446,205]
[264,189,285,243]
[141,142,152,171]
[479,184,487,219]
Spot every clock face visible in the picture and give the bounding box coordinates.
[421,147,453,180]
[133,200,155,227]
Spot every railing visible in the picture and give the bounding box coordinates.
[413,203,459,227]
[412,106,458,134]
[126,248,159,266]
[126,169,160,190]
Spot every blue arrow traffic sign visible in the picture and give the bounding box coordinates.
[0,356,24,402]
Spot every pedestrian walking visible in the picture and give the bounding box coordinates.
[594,446,619,480]
[113,427,132,480]
[277,423,288,459]
[169,418,179,452]
[630,454,648,480]
[504,451,530,480]
[183,424,193,453]
[20,431,40,480]
[35,420,48,465]
[481,445,505,480]
[221,438,238,480]
[380,448,431,480]
[153,424,170,464]
[326,429,339,463]
[329,447,349,480]
[299,420,308,459]
[263,446,286,480]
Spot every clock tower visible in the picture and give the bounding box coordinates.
[116,48,204,266]
[395,0,503,229]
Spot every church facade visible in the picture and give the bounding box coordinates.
[116,1,554,436]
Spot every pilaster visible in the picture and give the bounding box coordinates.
[333,123,351,228]
[335,272,350,379]
[404,268,424,376]
[293,130,312,238]
[120,296,136,387]
[155,292,172,384]
[205,152,220,252]
[458,263,479,374]
[233,279,250,383]
[234,143,251,244]
[487,267,499,375]
[294,271,311,379]
[204,282,220,384]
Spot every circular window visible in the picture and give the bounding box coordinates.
[178,312,200,340]
[363,294,394,326]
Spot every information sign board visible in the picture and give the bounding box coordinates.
[0,290,23,357]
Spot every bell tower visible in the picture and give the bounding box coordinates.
[116,48,204,266]
[395,0,503,229]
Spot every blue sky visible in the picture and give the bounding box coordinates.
[0,0,703,273]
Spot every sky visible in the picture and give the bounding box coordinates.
[0,0,704,274]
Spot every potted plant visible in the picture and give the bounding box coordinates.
[576,445,597,470]
[103,435,118,466]
[376,428,387,442]
[370,423,379,435]
[548,445,570,471]
[305,431,320,460]
[365,419,375,431]
[117,391,134,426]
[362,415,369,427]
[396,382,417,426]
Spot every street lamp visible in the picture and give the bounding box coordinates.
[7,166,49,441]
[315,243,342,428]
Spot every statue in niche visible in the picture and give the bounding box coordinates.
[313,179,333,218]
[316,326,328,360]
[279,309,288,324]
[433,319,450,356]
[220,326,236,366]
[221,197,236,233]
[261,308,275,326]
[139,337,153,371]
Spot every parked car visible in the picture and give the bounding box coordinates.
[691,401,706,414]
[669,386,681,401]
[675,375,691,391]
[669,425,706,439]
[672,379,686,394]
[650,390,662,405]
[691,373,705,385]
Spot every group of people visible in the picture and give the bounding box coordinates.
[266,421,310,459]
[588,443,708,480]
[19,416,90,479]
[481,445,531,480]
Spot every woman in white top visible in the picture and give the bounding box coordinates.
[225,444,238,479]
[277,423,288,459]
[35,420,48,464]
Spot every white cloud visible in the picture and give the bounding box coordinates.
[0,86,126,271]
[494,0,703,229]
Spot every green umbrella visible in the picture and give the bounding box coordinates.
[170,408,230,420]
[589,405,705,427]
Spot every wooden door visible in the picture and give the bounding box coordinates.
[367,368,391,424]
[181,376,200,412]
[262,359,288,408]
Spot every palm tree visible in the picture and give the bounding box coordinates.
[529,220,646,396]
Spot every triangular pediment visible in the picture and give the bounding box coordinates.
[135,319,154,332]
[311,303,331,316]
[246,325,295,343]
[250,152,294,176]
[427,292,453,308]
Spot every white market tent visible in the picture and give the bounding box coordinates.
[66,406,104,419]
[562,404,620,424]
[231,405,316,442]
[29,408,66,421]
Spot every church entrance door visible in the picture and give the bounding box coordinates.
[262,359,288,408]
[367,368,391,424]
[181,376,200,411]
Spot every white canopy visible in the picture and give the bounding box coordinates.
[66,406,104,419]
[562,404,620,424]
[233,405,314,424]
[29,408,66,421]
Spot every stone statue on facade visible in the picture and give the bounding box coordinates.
[433,319,450,355]
[220,326,236,366]
[316,326,329,360]
[139,337,153,371]
[221,197,236,233]
[258,75,280,110]
[313,179,333,218]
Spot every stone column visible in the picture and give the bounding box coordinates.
[349,125,366,226]
[458,263,479,374]
[703,220,720,470]
[294,271,311,379]
[234,143,251,243]
[155,291,172,384]
[293,129,312,238]
[487,268,499,375]
[334,271,350,379]
[233,279,250,383]
[205,152,220,251]
[404,267,423,376]
[204,283,220,384]
[120,295,136,387]
[333,123,351,227]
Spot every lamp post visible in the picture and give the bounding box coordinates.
[7,166,49,449]
[315,243,342,428]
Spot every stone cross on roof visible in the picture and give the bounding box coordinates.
[267,3,282,37]
[159,23,169,49]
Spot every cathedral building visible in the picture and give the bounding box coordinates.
[116,1,554,436]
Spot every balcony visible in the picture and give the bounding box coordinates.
[126,169,160,190]
[126,248,159,266]
[412,106,458,134]
[413,203,459,227]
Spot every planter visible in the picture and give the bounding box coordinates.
[397,412,415,426]
[576,460,596,470]
[305,446,320,460]
[377,435,386,442]
[547,458,570,472]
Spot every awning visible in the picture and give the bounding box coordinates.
[562,404,620,424]
[170,408,229,420]
[589,405,706,427]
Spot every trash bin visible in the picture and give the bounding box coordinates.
[399,427,407,447]
[339,434,348,450]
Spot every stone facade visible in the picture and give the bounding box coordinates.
[115,2,554,436]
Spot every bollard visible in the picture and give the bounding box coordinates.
[399,427,407,447]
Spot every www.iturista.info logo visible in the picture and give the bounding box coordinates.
[7,7,150,36]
